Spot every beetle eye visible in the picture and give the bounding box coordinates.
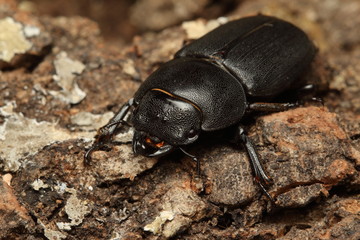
[187,129,198,139]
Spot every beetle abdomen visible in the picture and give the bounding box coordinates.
[176,15,316,97]
[134,58,247,131]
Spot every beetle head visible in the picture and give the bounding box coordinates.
[132,89,202,157]
[132,131,174,157]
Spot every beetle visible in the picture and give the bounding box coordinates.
[84,15,316,199]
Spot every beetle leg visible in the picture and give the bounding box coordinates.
[237,126,274,201]
[295,84,325,106]
[84,98,135,165]
[299,84,315,92]
[256,181,274,202]
[180,148,200,176]
[247,102,298,112]
[248,84,322,113]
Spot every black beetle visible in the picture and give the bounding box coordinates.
[85,15,316,199]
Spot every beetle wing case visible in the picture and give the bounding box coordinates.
[176,15,316,97]
[134,58,247,131]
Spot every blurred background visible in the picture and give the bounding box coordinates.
[17,0,239,46]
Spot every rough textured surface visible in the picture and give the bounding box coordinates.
[130,0,209,31]
[0,0,359,239]
[0,17,32,62]
[0,177,35,238]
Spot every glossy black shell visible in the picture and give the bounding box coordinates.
[134,15,316,132]
[176,15,316,97]
[134,58,246,131]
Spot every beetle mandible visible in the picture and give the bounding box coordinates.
[85,15,316,199]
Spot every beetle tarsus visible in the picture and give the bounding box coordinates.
[84,144,98,165]
[311,97,324,106]
[237,126,274,199]
[180,148,201,176]
[84,99,135,165]
[255,177,275,202]
[84,140,113,165]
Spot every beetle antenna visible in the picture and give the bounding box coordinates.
[179,148,200,176]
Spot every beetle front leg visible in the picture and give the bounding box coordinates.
[84,98,135,164]
[236,125,274,201]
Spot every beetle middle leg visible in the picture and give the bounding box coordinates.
[236,126,274,201]
[247,102,298,112]
[84,98,135,165]
[180,148,200,176]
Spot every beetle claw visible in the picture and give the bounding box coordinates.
[84,145,97,165]
[237,125,275,201]
[84,142,113,166]
[180,148,201,177]
[84,99,135,165]
[256,178,275,202]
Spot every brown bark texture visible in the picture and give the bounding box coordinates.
[0,0,359,239]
